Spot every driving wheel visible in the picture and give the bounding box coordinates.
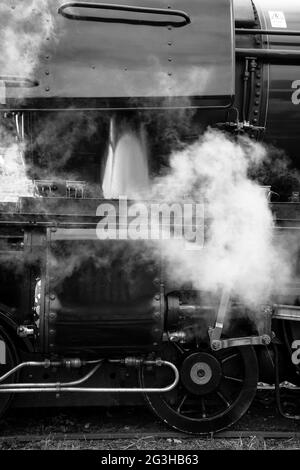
[0,328,18,419]
[140,343,258,434]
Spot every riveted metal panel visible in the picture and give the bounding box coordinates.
[0,0,234,109]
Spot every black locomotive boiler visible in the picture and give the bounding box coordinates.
[1,0,300,434]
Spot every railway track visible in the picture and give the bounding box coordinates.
[1,430,300,441]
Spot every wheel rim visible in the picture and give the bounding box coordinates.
[140,343,258,434]
[0,328,18,418]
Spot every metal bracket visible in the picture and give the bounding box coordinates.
[209,289,231,346]
[209,293,272,351]
[210,334,271,351]
[216,121,265,133]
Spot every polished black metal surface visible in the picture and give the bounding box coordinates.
[0,0,234,109]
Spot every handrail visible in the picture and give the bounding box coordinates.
[0,76,39,88]
[58,2,191,27]
[236,48,300,62]
[236,28,300,37]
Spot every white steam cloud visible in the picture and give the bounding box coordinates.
[0,0,55,79]
[0,0,56,201]
[0,142,33,201]
[152,129,291,307]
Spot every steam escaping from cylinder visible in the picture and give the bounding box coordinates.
[102,117,150,198]
[151,129,291,307]
[0,143,33,202]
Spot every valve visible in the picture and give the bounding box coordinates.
[17,326,35,338]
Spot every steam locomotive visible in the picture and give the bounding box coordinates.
[1,0,300,435]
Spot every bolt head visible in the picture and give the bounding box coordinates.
[211,340,221,351]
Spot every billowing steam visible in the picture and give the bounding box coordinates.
[0,0,55,80]
[151,129,292,307]
[0,0,56,201]
[100,122,293,307]
[103,117,150,198]
[0,142,33,202]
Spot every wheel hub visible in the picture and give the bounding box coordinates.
[191,362,212,384]
[180,352,222,395]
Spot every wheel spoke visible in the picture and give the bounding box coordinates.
[224,375,243,383]
[176,394,188,413]
[217,391,230,408]
[181,409,204,416]
[172,342,186,355]
[201,397,207,418]
[221,353,239,364]
[177,395,208,417]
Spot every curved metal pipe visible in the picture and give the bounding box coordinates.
[0,359,102,384]
[236,48,300,63]
[0,363,102,389]
[236,28,300,37]
[0,360,179,394]
[0,361,60,384]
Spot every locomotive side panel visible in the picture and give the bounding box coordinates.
[0,0,234,109]
[257,0,300,162]
[44,231,163,355]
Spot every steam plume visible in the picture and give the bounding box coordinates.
[0,142,33,201]
[0,0,55,80]
[103,117,150,198]
[152,129,291,307]
[0,0,56,201]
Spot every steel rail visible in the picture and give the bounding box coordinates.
[1,430,300,441]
